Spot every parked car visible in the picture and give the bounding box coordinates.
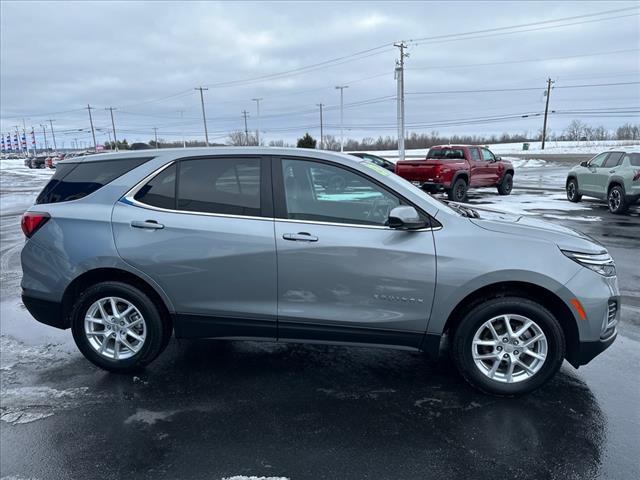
[349,152,396,172]
[395,145,514,202]
[566,148,640,214]
[21,148,618,396]
[29,155,47,169]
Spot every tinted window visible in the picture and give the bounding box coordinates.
[589,153,608,168]
[282,159,401,226]
[177,157,261,216]
[481,148,495,162]
[625,153,640,166]
[36,157,152,205]
[469,148,481,161]
[603,152,624,168]
[134,164,176,209]
[427,148,465,160]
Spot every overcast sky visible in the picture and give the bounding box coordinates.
[1,0,639,148]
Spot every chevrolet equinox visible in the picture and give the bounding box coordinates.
[20,148,619,395]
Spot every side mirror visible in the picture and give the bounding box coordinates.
[388,206,426,230]
[580,161,589,167]
[495,156,502,162]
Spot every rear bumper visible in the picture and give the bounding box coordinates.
[22,293,68,330]
[574,331,617,367]
[412,181,446,193]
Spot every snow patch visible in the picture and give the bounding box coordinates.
[124,409,180,425]
[1,410,54,425]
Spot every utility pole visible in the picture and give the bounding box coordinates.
[105,107,118,150]
[335,86,348,152]
[48,119,57,151]
[195,86,210,146]
[252,98,262,145]
[86,104,97,150]
[394,42,408,161]
[241,110,250,145]
[317,103,324,149]
[153,127,159,149]
[40,123,49,151]
[541,77,554,150]
[179,110,186,148]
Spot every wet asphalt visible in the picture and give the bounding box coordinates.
[1,161,639,480]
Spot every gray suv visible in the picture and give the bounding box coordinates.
[20,148,619,396]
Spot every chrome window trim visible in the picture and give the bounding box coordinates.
[274,217,439,232]
[123,160,442,230]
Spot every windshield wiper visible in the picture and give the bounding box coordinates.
[444,201,481,218]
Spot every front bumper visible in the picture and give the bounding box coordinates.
[575,331,617,366]
[22,293,68,329]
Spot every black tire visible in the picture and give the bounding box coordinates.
[607,185,628,214]
[452,296,565,396]
[497,173,513,195]
[71,281,170,373]
[566,178,582,203]
[447,177,468,202]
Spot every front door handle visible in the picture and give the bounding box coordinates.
[131,220,164,230]
[282,232,318,242]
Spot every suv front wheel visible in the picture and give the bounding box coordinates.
[71,281,171,372]
[452,296,565,396]
[566,178,582,202]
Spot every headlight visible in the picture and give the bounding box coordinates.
[562,250,616,277]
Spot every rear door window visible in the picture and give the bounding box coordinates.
[134,164,176,209]
[177,157,262,216]
[603,152,624,168]
[36,157,152,205]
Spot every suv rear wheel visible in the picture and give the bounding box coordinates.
[452,296,565,396]
[566,178,582,202]
[608,185,628,214]
[497,173,513,195]
[447,177,468,202]
[71,281,170,372]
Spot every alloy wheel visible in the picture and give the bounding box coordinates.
[84,296,147,360]
[608,188,621,212]
[471,314,548,383]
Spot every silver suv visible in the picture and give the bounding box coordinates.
[20,148,619,396]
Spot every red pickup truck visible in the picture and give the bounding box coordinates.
[395,145,514,202]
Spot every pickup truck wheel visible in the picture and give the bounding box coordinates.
[608,185,628,214]
[566,178,582,202]
[497,173,513,195]
[447,178,468,202]
[452,296,565,396]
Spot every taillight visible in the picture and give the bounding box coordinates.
[21,212,50,238]
[633,170,640,182]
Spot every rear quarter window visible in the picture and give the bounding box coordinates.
[626,153,640,166]
[36,157,153,205]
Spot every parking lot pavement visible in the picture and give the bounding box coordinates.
[1,163,639,480]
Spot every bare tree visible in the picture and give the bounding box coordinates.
[226,130,258,146]
[564,120,587,141]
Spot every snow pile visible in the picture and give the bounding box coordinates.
[507,158,547,168]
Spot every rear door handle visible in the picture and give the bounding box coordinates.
[131,220,164,230]
[282,232,318,242]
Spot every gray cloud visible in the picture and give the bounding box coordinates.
[1,0,638,147]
